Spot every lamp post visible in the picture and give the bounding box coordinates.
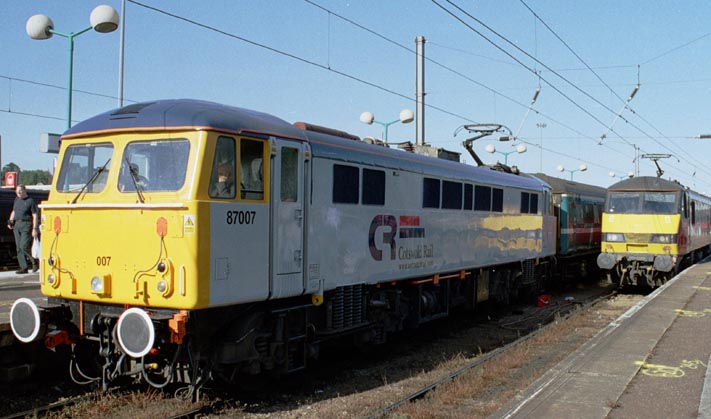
[557,163,587,180]
[360,109,414,142]
[26,5,120,131]
[485,143,526,165]
[609,171,634,180]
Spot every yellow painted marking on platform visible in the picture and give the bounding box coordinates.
[635,359,707,378]
[675,309,711,317]
[693,286,711,291]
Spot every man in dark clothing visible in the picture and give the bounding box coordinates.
[8,185,39,274]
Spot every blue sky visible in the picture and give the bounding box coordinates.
[2,1,710,190]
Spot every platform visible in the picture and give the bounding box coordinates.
[493,259,711,419]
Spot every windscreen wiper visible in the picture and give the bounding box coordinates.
[125,157,145,203]
[71,158,111,204]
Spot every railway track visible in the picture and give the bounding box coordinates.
[0,281,622,418]
[363,289,617,419]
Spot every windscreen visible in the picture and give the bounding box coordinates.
[56,143,114,193]
[119,139,190,192]
[607,191,678,214]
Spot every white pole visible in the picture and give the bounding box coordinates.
[118,0,126,107]
[415,36,425,146]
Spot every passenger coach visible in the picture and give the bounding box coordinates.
[11,99,557,396]
[597,176,711,288]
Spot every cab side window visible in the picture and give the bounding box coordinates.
[240,139,265,200]
[209,136,236,199]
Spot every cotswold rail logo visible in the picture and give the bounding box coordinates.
[368,215,433,266]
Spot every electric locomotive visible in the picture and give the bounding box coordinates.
[10,99,557,396]
[597,176,711,288]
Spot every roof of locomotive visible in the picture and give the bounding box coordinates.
[531,173,606,198]
[608,176,686,192]
[63,99,549,192]
[63,99,309,141]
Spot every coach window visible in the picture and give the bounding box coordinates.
[240,139,265,200]
[464,184,473,210]
[691,201,697,225]
[362,168,385,205]
[423,178,441,208]
[442,181,463,209]
[492,188,504,212]
[333,164,359,204]
[281,147,298,202]
[209,136,236,199]
[521,192,538,214]
[474,185,491,211]
[520,192,530,214]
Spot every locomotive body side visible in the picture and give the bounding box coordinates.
[305,133,556,294]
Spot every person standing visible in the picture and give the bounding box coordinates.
[7,185,39,274]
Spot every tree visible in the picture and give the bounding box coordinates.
[1,162,52,186]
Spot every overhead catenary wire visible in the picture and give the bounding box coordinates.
[515,1,711,180]
[126,0,475,124]
[433,0,711,187]
[302,0,623,154]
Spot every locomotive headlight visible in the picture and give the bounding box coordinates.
[90,275,111,295]
[91,276,104,293]
[650,234,677,244]
[47,273,58,288]
[604,233,625,242]
[156,280,167,294]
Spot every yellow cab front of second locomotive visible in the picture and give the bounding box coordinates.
[597,177,684,284]
[40,129,211,310]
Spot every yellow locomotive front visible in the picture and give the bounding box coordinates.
[597,176,711,288]
[10,100,303,397]
[41,131,206,311]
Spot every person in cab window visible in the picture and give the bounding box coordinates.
[119,163,147,192]
[210,163,235,198]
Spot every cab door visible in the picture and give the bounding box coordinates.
[270,139,308,298]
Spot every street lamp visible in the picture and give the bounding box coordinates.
[485,143,526,165]
[609,171,634,180]
[26,5,120,130]
[557,163,587,180]
[360,109,414,142]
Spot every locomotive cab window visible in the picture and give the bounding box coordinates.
[209,136,236,199]
[607,191,678,214]
[56,143,114,193]
[120,139,190,192]
[240,139,265,200]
